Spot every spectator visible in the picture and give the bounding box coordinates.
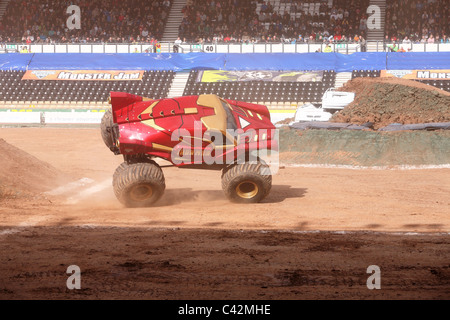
[173,36,182,52]
[359,35,367,52]
[323,44,333,52]
[155,41,162,53]
[142,28,149,38]
[387,42,399,52]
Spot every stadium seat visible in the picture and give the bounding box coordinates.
[0,70,175,102]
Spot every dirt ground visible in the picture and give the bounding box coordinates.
[332,77,450,129]
[0,128,449,300]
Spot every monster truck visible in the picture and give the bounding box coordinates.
[102,92,277,207]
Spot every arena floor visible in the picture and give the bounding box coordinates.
[0,127,449,299]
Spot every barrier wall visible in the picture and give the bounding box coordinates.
[0,53,33,70]
[1,52,449,72]
[387,52,450,70]
[3,42,450,54]
[0,109,294,125]
[0,109,105,125]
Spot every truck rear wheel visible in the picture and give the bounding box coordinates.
[113,162,165,207]
[221,162,272,203]
[101,109,115,150]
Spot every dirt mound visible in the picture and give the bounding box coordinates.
[0,139,67,198]
[331,77,450,129]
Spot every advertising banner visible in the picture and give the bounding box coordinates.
[197,70,324,82]
[22,70,144,81]
[43,111,104,124]
[381,70,450,80]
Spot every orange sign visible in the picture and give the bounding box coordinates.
[381,70,450,80]
[22,70,145,81]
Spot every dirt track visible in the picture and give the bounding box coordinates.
[0,128,449,300]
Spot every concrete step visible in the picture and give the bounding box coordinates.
[334,72,353,88]
[366,0,386,42]
[161,0,186,41]
[167,71,190,98]
[366,41,384,52]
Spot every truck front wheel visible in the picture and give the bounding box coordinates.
[113,162,165,207]
[221,162,272,203]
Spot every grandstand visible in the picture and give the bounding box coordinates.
[0,0,173,43]
[182,69,336,105]
[0,70,174,104]
[1,0,448,49]
[178,0,371,44]
[0,0,449,125]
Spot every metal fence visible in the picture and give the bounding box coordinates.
[1,41,450,54]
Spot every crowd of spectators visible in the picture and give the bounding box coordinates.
[385,0,449,45]
[0,0,172,44]
[0,0,448,47]
[178,0,370,45]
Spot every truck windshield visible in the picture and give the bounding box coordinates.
[221,100,238,130]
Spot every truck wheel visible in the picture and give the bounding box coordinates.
[221,162,272,203]
[113,162,165,208]
[113,162,129,183]
[101,109,115,150]
[113,160,159,183]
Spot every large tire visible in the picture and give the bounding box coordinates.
[113,162,165,208]
[221,162,272,203]
[101,109,115,150]
[113,162,130,183]
[113,160,158,183]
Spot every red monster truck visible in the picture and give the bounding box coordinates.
[102,92,277,207]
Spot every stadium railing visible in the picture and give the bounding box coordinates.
[2,41,449,54]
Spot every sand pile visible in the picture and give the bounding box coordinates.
[331,77,450,129]
[0,139,66,198]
